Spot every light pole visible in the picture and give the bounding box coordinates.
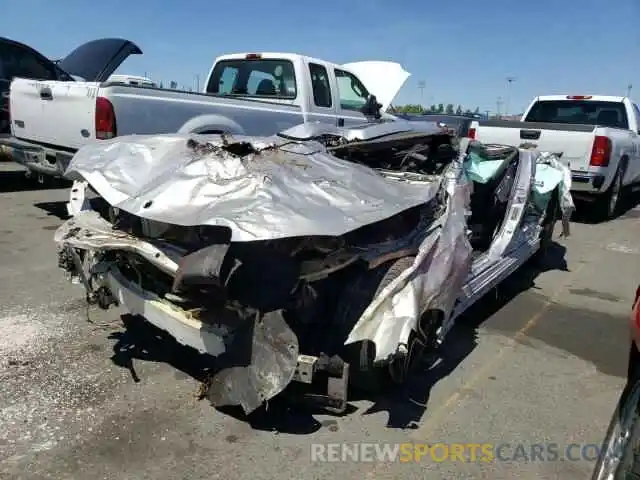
[418,80,426,102]
[194,74,200,92]
[505,76,516,117]
[496,96,504,118]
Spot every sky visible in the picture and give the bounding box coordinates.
[2,0,638,114]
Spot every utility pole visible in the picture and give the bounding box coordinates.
[505,76,516,117]
[418,80,426,103]
[496,96,504,118]
[484,110,490,120]
[194,74,200,92]
[627,84,633,98]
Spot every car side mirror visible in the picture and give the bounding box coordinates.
[361,94,382,120]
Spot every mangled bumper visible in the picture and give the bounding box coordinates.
[55,210,354,414]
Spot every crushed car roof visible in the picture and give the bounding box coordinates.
[64,125,451,241]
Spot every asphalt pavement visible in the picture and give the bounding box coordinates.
[0,161,639,480]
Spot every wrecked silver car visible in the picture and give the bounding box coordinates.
[53,120,574,414]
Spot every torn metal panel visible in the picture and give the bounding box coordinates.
[54,210,180,277]
[63,132,441,242]
[345,175,474,362]
[535,151,575,236]
[203,309,299,414]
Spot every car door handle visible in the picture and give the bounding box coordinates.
[40,87,52,100]
[337,118,344,127]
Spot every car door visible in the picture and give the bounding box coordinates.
[304,61,339,126]
[332,67,370,127]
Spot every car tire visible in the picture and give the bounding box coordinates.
[595,166,624,221]
[333,256,416,394]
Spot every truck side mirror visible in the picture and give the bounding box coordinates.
[360,94,382,120]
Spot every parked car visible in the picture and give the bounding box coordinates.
[469,95,640,220]
[0,36,78,135]
[591,285,640,479]
[52,119,574,413]
[2,39,409,179]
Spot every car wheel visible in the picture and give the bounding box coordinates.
[333,256,416,394]
[596,167,624,221]
[591,377,640,479]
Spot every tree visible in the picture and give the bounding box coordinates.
[159,81,164,89]
[464,109,472,116]
[473,107,480,115]
[455,105,463,115]
[437,103,444,113]
[445,104,454,114]
[430,104,437,112]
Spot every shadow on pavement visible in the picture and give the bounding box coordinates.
[361,242,569,429]
[0,169,71,193]
[104,241,569,433]
[108,314,325,434]
[572,190,640,224]
[34,200,71,220]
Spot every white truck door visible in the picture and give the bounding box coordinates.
[331,67,371,127]
[304,61,339,126]
[4,41,60,140]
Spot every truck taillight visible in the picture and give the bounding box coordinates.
[566,95,593,100]
[589,135,611,167]
[95,96,116,140]
[467,127,476,139]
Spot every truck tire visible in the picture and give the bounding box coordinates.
[332,256,415,394]
[595,165,624,221]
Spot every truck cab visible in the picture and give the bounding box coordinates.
[199,52,409,128]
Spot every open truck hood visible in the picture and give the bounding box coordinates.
[58,38,142,83]
[342,61,410,112]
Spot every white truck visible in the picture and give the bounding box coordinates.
[469,95,640,220]
[1,37,409,179]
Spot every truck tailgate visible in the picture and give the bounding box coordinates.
[475,121,596,169]
[10,78,97,149]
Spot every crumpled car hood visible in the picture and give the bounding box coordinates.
[64,133,441,242]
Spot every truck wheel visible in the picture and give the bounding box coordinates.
[332,256,415,394]
[596,167,624,221]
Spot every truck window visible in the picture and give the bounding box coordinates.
[524,100,629,130]
[334,68,370,111]
[309,63,331,108]
[206,59,296,99]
